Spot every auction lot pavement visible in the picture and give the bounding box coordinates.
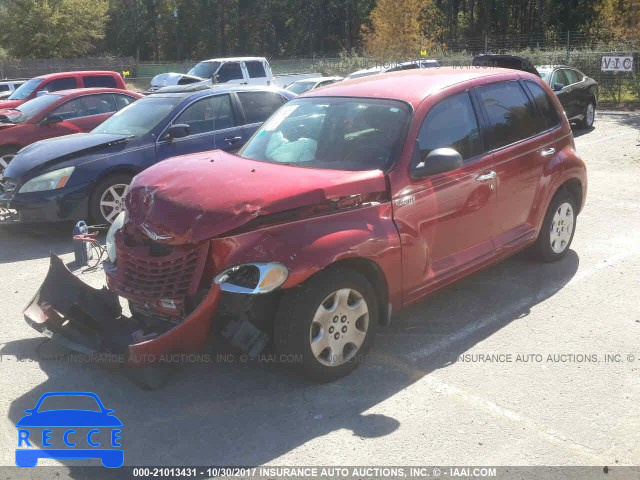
[0,112,639,473]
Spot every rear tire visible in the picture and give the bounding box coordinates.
[89,173,131,225]
[530,189,577,262]
[578,101,595,129]
[274,267,378,382]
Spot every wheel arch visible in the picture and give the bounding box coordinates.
[559,177,583,214]
[314,257,391,326]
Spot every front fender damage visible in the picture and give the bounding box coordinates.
[23,254,221,365]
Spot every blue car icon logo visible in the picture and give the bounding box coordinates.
[16,391,123,468]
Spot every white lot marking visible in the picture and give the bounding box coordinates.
[406,248,637,363]
[575,131,635,148]
[419,375,608,463]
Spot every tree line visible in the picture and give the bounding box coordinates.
[0,0,637,60]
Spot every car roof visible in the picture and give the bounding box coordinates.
[45,88,139,97]
[196,57,266,63]
[292,76,342,83]
[31,71,121,80]
[303,67,527,108]
[149,84,293,100]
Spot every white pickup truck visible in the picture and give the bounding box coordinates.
[149,56,320,92]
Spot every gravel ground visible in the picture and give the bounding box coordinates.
[0,112,639,477]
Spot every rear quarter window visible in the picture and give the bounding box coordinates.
[83,75,118,88]
[524,81,561,131]
[476,81,540,149]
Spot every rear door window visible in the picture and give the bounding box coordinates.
[524,81,561,131]
[475,81,540,149]
[173,94,236,134]
[245,61,267,79]
[237,91,285,124]
[114,94,136,110]
[42,77,78,92]
[50,94,117,120]
[83,75,118,88]
[216,62,244,82]
[416,92,482,162]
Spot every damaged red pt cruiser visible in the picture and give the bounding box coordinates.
[25,68,587,382]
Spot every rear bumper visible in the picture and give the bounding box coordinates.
[0,183,90,224]
[23,254,221,364]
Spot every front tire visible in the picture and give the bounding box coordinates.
[274,267,378,382]
[89,173,131,225]
[530,189,577,262]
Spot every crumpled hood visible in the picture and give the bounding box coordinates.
[126,150,388,243]
[150,72,204,90]
[3,132,131,179]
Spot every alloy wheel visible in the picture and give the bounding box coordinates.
[309,288,369,367]
[99,183,128,223]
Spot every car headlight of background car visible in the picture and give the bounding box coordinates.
[18,167,75,193]
[214,262,289,294]
[106,211,127,263]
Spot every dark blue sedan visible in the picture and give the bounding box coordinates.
[0,85,294,224]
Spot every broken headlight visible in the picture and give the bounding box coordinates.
[106,210,127,263]
[214,262,288,295]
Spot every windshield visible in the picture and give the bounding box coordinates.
[187,61,221,79]
[1,94,63,124]
[286,81,316,95]
[238,97,410,171]
[8,77,42,100]
[92,96,181,137]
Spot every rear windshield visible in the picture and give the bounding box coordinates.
[8,77,42,100]
[286,81,316,95]
[92,96,181,137]
[238,97,410,171]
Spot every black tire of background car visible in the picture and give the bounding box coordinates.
[578,101,596,129]
[89,173,132,225]
[0,146,19,170]
[274,267,378,382]
[529,188,578,263]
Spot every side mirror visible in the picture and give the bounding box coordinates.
[36,90,49,97]
[40,114,64,125]
[553,83,565,92]
[412,146,463,178]
[211,74,220,84]
[163,123,191,141]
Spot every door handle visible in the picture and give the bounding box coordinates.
[540,147,556,157]
[224,136,242,144]
[475,171,497,182]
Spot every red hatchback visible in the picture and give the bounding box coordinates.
[0,88,142,168]
[0,71,127,110]
[25,68,587,383]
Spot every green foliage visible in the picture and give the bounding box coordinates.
[0,1,636,61]
[0,0,109,58]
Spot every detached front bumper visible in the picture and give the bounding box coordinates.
[23,255,222,364]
